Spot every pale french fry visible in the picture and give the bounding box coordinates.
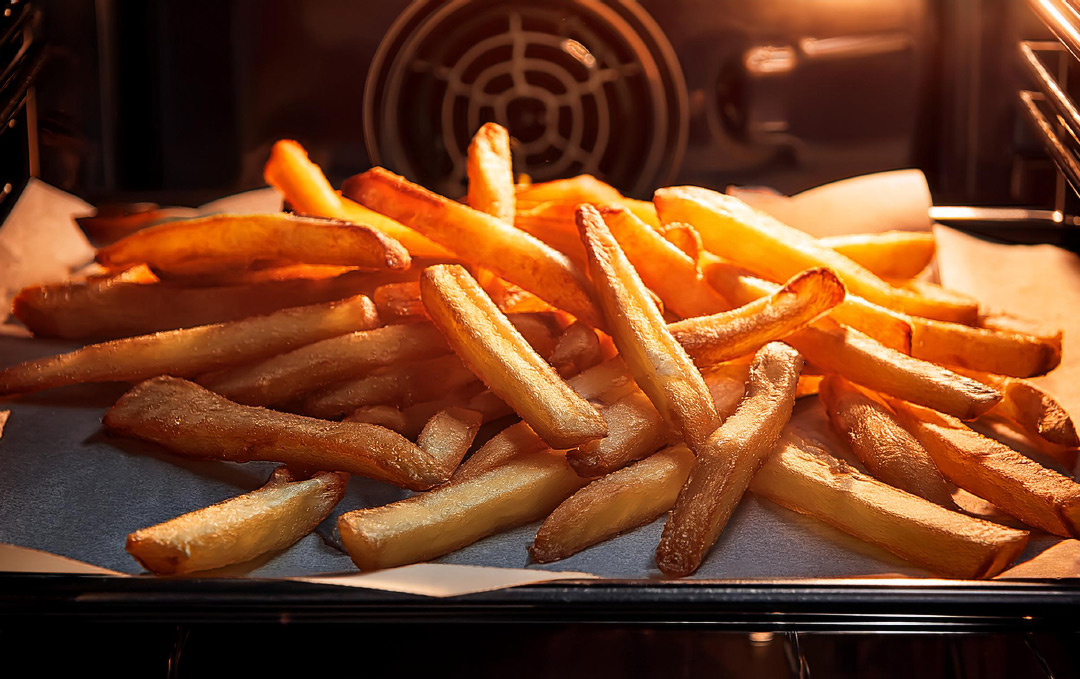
[344,168,602,326]
[818,231,936,279]
[12,270,380,340]
[419,264,606,449]
[548,321,603,378]
[786,320,1001,421]
[338,448,588,570]
[890,399,1080,537]
[910,317,1062,378]
[599,206,731,318]
[579,204,718,453]
[263,140,345,218]
[417,407,483,471]
[819,376,958,508]
[97,213,411,278]
[126,467,348,575]
[0,294,380,397]
[531,445,695,563]
[668,267,845,365]
[750,432,1029,578]
[467,122,516,223]
[656,341,803,577]
[655,187,978,323]
[343,404,409,433]
[373,282,427,324]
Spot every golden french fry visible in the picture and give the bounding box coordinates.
[338,448,588,570]
[513,202,589,267]
[126,467,347,575]
[337,196,454,259]
[105,377,460,491]
[531,445,695,563]
[344,168,602,327]
[343,404,409,433]
[787,320,1001,420]
[373,282,427,324]
[655,187,978,323]
[145,263,368,288]
[889,278,980,315]
[890,399,1080,537]
[97,213,411,278]
[548,321,603,378]
[515,174,623,208]
[818,231,935,279]
[579,204,718,453]
[910,317,1062,378]
[417,407,483,472]
[467,122,516,223]
[750,431,1029,578]
[419,264,606,449]
[977,310,1062,340]
[669,267,844,365]
[658,222,702,263]
[345,385,501,440]
[599,206,731,318]
[796,374,822,397]
[263,139,345,218]
[819,376,957,508]
[0,294,379,397]
[656,341,803,577]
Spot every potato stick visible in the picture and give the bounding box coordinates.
[126,467,348,575]
[513,202,589,267]
[344,168,602,326]
[818,231,936,279]
[150,263,380,288]
[786,320,1001,420]
[302,354,478,419]
[600,206,731,318]
[263,139,345,218]
[548,321,603,378]
[910,317,1062,378]
[750,432,1029,579]
[373,281,427,324]
[462,388,514,422]
[338,448,588,570]
[819,376,958,508]
[417,407,483,473]
[655,186,978,322]
[797,374,822,397]
[889,278,980,313]
[700,252,912,353]
[669,267,844,365]
[467,122,516,223]
[420,264,606,449]
[890,399,1080,537]
[107,376,465,490]
[515,174,624,207]
[97,213,411,278]
[381,386,508,440]
[531,445,695,563]
[623,198,661,228]
[0,294,379,397]
[337,196,453,259]
[658,222,702,263]
[657,341,804,577]
[199,322,449,406]
[12,270,380,341]
[343,404,409,433]
[977,310,1062,341]
[579,205,718,453]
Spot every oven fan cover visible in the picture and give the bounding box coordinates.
[363,0,687,198]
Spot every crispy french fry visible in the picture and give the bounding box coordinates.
[263,140,345,218]
[513,202,589,267]
[105,377,461,491]
[373,282,427,324]
[12,270,381,340]
[548,321,603,378]
[658,222,702,263]
[97,213,411,278]
[819,376,958,508]
[343,404,409,433]
[467,122,516,223]
[126,467,348,575]
[977,310,1062,340]
[787,320,1001,420]
[337,196,454,259]
[890,399,1080,537]
[344,168,602,326]
[579,204,718,453]
[750,432,1029,578]
[417,407,483,471]
[655,187,978,323]
[419,264,606,449]
[797,374,823,397]
[669,267,844,365]
[515,174,623,208]
[818,231,935,279]
[889,278,980,315]
[656,341,803,577]
[148,263,366,288]
[910,317,1062,378]
[0,294,379,397]
[344,385,500,439]
[338,448,588,570]
[531,445,695,563]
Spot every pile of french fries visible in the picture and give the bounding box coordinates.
[2,122,1077,580]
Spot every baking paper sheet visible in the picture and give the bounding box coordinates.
[1,177,1079,596]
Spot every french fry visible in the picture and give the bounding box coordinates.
[910,317,1062,378]
[819,376,958,508]
[12,270,380,341]
[531,445,695,563]
[338,448,588,570]
[416,407,483,471]
[548,321,603,378]
[654,186,978,323]
[373,282,427,324]
[343,404,409,433]
[656,341,803,577]
[97,213,411,278]
[668,267,845,365]
[513,202,589,267]
[818,231,936,279]
[263,139,345,218]
[515,174,623,208]
[579,204,718,453]
[419,264,607,449]
[126,467,348,575]
[344,168,602,326]
[890,399,1080,537]
[889,278,980,315]
[658,222,702,263]
[337,196,454,259]
[977,310,1062,340]
[467,122,516,223]
[796,374,823,397]
[105,377,462,491]
[750,432,1029,578]
[786,320,1001,420]
[0,294,379,397]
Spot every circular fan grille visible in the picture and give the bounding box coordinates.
[363,0,687,197]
